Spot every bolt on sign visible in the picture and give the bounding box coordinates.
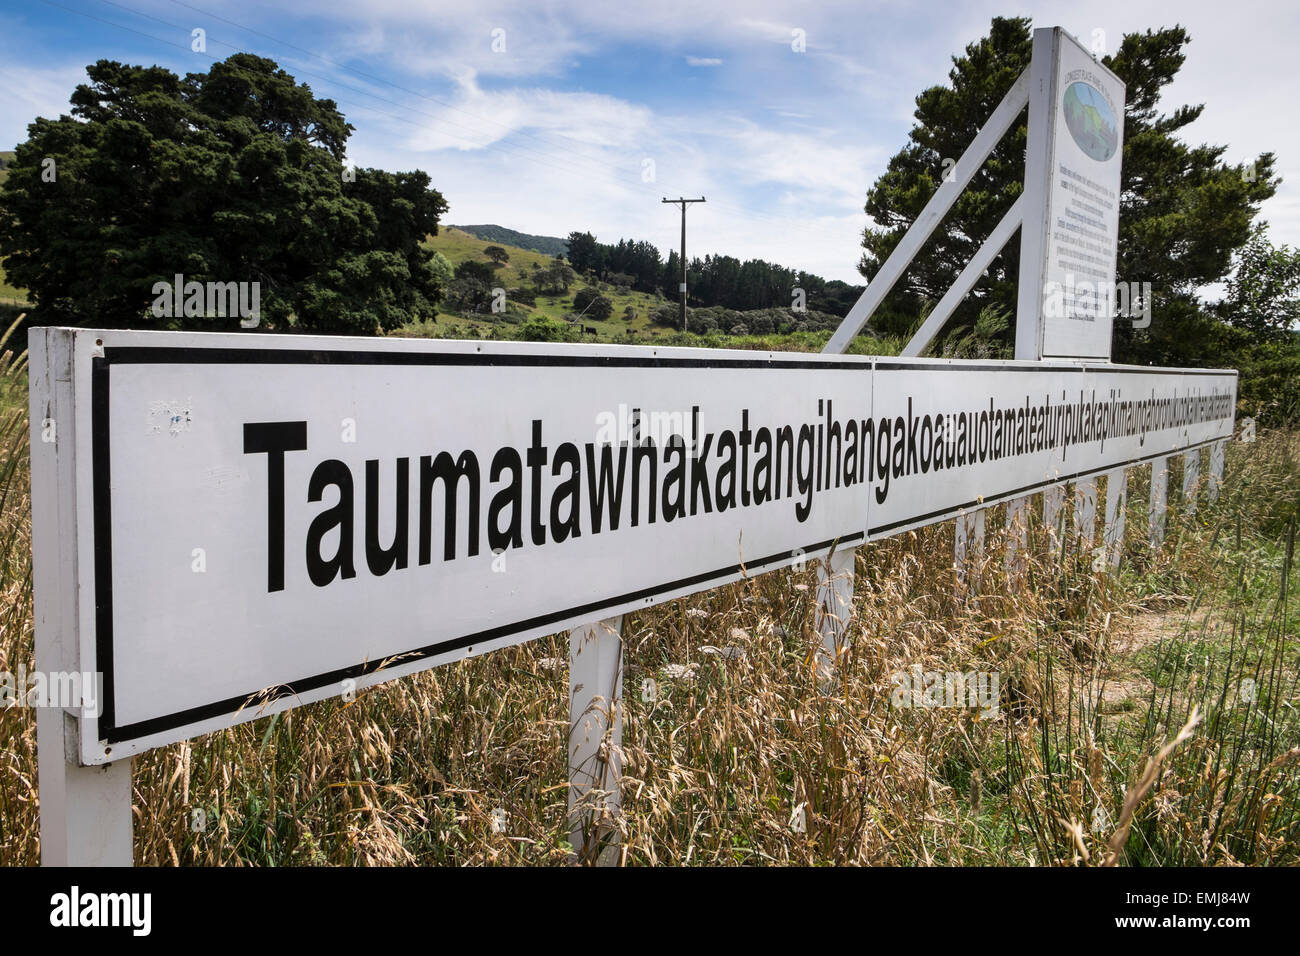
[30,329,1235,765]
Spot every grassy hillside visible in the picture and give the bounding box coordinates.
[0,150,13,186]
[416,227,868,352]
[451,224,569,258]
[421,226,677,345]
[0,266,27,307]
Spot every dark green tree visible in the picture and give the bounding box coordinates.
[859,17,1277,362]
[455,259,497,285]
[544,258,576,294]
[565,231,602,276]
[483,245,510,267]
[573,286,612,320]
[0,54,448,333]
[1210,227,1300,420]
[1213,227,1300,341]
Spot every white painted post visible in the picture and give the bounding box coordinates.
[568,616,624,866]
[1183,448,1201,519]
[1043,484,1066,557]
[814,547,856,688]
[1150,456,1168,548]
[1103,468,1128,571]
[1208,440,1226,503]
[954,508,985,587]
[36,711,134,866]
[30,328,134,866]
[1005,496,1030,579]
[1073,478,1097,550]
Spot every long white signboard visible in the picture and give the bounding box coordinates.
[868,360,1235,535]
[29,329,1235,763]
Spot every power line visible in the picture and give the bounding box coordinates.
[662,197,705,331]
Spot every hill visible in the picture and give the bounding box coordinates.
[450,224,570,258]
[415,227,852,349]
[0,151,14,186]
[423,227,669,343]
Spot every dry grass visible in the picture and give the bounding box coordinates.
[1,328,1297,865]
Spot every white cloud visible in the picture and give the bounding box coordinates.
[402,73,653,154]
[715,121,883,206]
[0,63,88,149]
[685,57,723,67]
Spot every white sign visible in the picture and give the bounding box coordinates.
[1017,27,1126,360]
[31,329,874,762]
[30,329,1235,763]
[867,361,1236,536]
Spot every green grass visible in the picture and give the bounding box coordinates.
[418,228,877,351]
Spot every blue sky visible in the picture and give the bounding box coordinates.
[2,0,1297,284]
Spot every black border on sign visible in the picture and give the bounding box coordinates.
[91,345,873,746]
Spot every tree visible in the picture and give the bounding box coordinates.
[543,258,576,294]
[455,260,496,285]
[858,18,1277,361]
[520,315,571,342]
[1213,227,1300,341]
[0,54,448,333]
[444,276,491,314]
[651,304,679,327]
[1211,227,1300,419]
[483,245,510,267]
[573,286,612,320]
[565,231,602,275]
[428,251,454,286]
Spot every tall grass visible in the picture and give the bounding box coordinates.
[0,327,1295,865]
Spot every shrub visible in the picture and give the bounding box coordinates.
[573,287,613,320]
[652,304,679,327]
[519,315,571,342]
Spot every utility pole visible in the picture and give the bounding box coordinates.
[662,197,705,331]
